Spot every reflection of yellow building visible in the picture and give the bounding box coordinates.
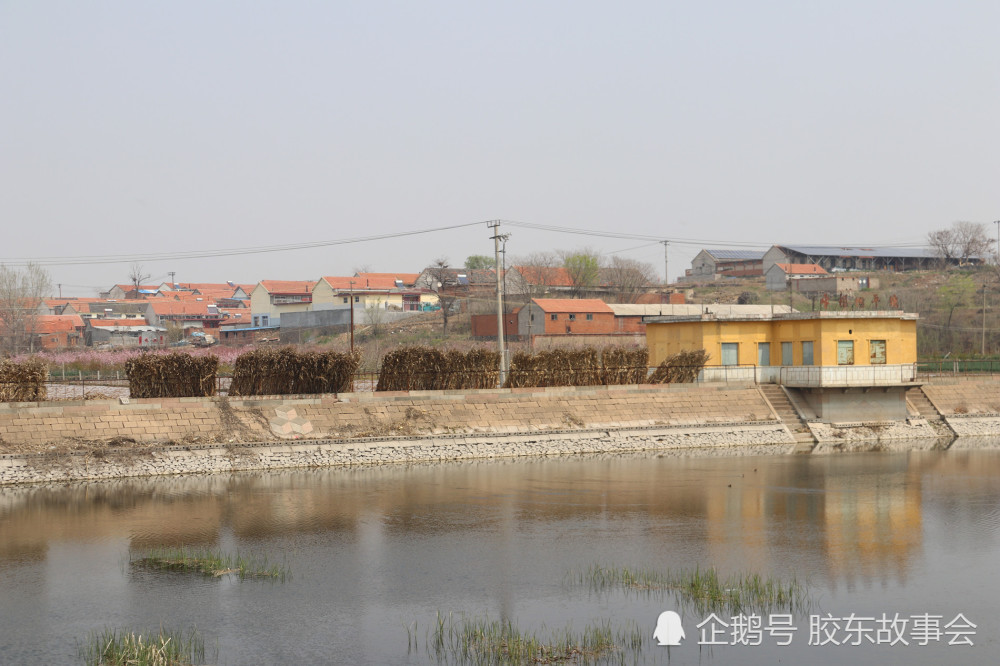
[823,468,923,584]
[645,311,917,368]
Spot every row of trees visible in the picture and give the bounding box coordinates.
[499,250,658,302]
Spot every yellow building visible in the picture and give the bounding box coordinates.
[647,311,916,369]
[645,311,919,422]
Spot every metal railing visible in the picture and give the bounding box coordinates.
[6,360,998,403]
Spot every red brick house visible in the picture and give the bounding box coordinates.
[517,299,615,337]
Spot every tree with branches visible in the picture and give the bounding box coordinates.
[927,221,991,266]
[128,263,151,299]
[561,249,601,296]
[603,256,657,303]
[426,258,459,335]
[0,263,52,355]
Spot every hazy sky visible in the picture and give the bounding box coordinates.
[2,1,997,296]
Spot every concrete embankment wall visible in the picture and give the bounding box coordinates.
[0,383,792,485]
[5,378,998,486]
[922,378,1000,437]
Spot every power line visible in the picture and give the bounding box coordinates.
[0,221,485,267]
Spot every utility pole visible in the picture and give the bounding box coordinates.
[995,221,1000,265]
[489,221,509,387]
[349,280,355,353]
[983,283,988,356]
[661,240,670,286]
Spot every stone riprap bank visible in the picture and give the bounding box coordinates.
[0,383,793,485]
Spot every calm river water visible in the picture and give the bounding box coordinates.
[2,445,999,665]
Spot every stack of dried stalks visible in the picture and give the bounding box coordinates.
[125,352,218,398]
[648,349,710,384]
[376,346,500,391]
[229,347,361,396]
[0,357,48,402]
[600,346,649,385]
[505,348,606,388]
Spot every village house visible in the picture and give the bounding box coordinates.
[33,314,85,349]
[148,300,227,331]
[84,319,167,348]
[688,249,767,279]
[762,245,943,274]
[312,276,436,312]
[248,280,317,327]
[764,263,828,290]
[517,299,616,336]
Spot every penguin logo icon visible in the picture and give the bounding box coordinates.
[653,610,685,646]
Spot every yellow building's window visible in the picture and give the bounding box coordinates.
[870,340,886,364]
[781,341,793,366]
[757,342,771,366]
[837,340,854,365]
[802,341,814,365]
[721,343,738,366]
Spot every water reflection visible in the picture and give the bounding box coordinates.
[3,448,1000,663]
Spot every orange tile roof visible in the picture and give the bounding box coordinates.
[531,298,614,314]
[776,263,828,275]
[258,280,316,293]
[35,315,84,333]
[89,319,149,328]
[169,290,236,302]
[321,276,405,290]
[355,272,420,286]
[114,284,160,292]
[151,301,219,316]
[512,265,575,287]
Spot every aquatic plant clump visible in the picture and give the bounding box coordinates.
[79,627,207,666]
[576,564,809,615]
[412,612,645,665]
[131,546,288,581]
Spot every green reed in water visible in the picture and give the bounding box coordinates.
[409,611,645,665]
[131,546,288,581]
[574,563,809,615]
[79,627,209,666]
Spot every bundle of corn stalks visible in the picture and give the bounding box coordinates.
[600,346,649,385]
[505,348,606,388]
[228,347,361,396]
[648,349,710,384]
[125,352,218,398]
[376,346,500,391]
[0,357,48,402]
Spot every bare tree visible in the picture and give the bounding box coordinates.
[928,222,991,266]
[508,252,561,297]
[426,258,458,335]
[603,256,657,303]
[364,296,387,339]
[0,262,52,355]
[128,263,151,299]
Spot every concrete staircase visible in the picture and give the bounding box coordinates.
[906,386,942,420]
[759,384,816,449]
